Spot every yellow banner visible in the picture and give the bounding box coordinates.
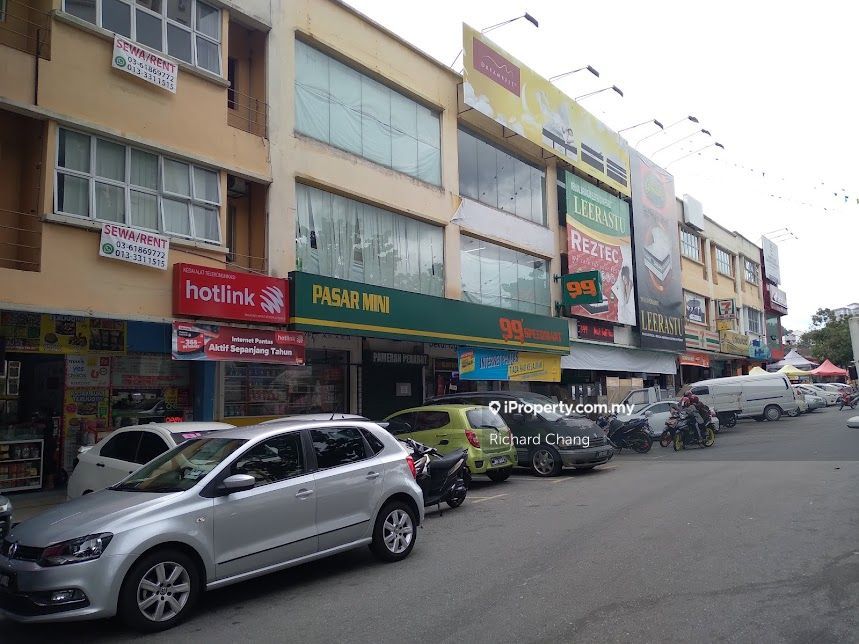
[509,352,561,382]
[463,23,630,196]
[720,330,749,356]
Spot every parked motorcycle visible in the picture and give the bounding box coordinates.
[838,391,859,411]
[660,408,681,448]
[716,411,737,428]
[596,415,652,453]
[672,408,716,450]
[402,439,468,510]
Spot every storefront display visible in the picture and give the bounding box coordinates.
[0,439,43,492]
[111,355,192,428]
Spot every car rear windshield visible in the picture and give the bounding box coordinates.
[112,437,247,493]
[467,408,506,430]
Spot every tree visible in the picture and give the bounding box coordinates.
[799,308,853,366]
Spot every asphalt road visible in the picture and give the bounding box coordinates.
[4,406,859,643]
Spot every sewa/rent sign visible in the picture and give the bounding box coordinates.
[99,223,169,270]
[112,36,178,93]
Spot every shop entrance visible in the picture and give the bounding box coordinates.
[362,362,423,420]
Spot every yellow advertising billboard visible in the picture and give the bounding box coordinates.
[462,23,630,196]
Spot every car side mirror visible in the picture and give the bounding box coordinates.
[219,474,255,495]
[644,410,652,417]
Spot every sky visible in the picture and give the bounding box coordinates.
[344,0,859,333]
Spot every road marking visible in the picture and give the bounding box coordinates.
[470,493,508,504]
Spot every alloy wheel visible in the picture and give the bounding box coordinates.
[532,449,555,475]
[136,561,191,622]
[382,509,413,554]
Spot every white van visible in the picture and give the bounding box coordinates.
[687,373,798,422]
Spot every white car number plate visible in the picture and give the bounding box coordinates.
[490,456,508,466]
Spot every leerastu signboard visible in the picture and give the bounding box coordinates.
[290,272,569,354]
[462,24,630,196]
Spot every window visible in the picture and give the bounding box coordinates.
[715,247,733,276]
[461,235,550,315]
[100,431,142,462]
[296,183,443,296]
[744,258,759,285]
[294,40,441,185]
[360,428,386,455]
[233,433,305,486]
[63,0,221,74]
[137,432,170,464]
[745,307,763,335]
[384,414,415,436]
[55,128,222,243]
[0,0,6,21]
[413,411,450,431]
[458,129,546,225]
[467,407,505,430]
[311,427,368,469]
[680,229,702,262]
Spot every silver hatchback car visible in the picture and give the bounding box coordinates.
[0,420,423,631]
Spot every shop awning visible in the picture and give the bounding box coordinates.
[561,342,678,375]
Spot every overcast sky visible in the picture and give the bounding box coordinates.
[345,0,858,332]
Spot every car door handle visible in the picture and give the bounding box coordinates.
[438,440,449,446]
[366,471,380,480]
[295,489,314,499]
[96,463,105,468]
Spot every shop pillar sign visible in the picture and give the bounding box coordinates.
[173,263,289,324]
[112,35,178,93]
[457,347,561,382]
[172,322,305,365]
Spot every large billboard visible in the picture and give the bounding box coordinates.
[565,172,636,325]
[462,24,630,196]
[629,150,684,351]
[761,236,781,285]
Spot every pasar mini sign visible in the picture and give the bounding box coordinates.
[173,263,289,324]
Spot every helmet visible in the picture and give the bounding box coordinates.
[687,394,699,404]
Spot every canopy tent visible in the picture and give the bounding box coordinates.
[768,349,818,371]
[749,366,768,375]
[777,364,813,377]
[808,359,848,377]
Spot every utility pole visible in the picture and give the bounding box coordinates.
[849,316,859,383]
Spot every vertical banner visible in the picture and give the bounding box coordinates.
[565,172,636,325]
[629,150,684,351]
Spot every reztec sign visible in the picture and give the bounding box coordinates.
[173,263,288,324]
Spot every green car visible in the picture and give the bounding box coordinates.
[384,404,517,482]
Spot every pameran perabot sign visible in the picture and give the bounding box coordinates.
[289,272,569,354]
[462,24,630,196]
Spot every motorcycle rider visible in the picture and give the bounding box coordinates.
[679,392,710,441]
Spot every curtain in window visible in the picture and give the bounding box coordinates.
[163,198,191,235]
[57,174,89,216]
[163,159,190,196]
[193,205,220,241]
[130,190,158,229]
[96,139,125,181]
[295,40,330,143]
[130,149,158,189]
[59,130,90,172]
[329,59,362,156]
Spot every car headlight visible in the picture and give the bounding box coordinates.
[39,533,113,566]
[0,501,9,513]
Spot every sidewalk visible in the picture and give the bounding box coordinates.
[6,488,68,524]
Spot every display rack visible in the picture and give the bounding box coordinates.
[0,439,44,492]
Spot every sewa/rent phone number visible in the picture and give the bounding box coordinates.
[124,61,176,91]
[110,240,167,268]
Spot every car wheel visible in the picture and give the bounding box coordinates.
[530,447,562,477]
[764,405,782,422]
[369,501,417,563]
[118,548,201,633]
[673,432,684,451]
[486,468,512,482]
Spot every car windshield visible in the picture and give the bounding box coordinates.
[467,407,506,430]
[112,437,247,493]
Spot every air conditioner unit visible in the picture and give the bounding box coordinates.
[227,176,249,198]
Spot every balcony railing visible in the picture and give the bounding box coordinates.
[227,88,268,138]
[0,0,51,59]
[0,208,42,272]
[226,250,268,274]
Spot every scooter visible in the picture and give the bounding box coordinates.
[838,391,859,411]
[596,415,652,453]
[672,408,716,450]
[402,439,468,511]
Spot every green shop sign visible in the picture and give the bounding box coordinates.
[560,271,603,306]
[290,272,569,354]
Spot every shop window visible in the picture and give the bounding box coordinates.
[56,128,222,244]
[460,235,550,315]
[296,183,443,296]
[458,128,546,225]
[63,0,222,74]
[310,427,368,469]
[294,40,441,185]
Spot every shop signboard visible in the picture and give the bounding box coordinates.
[457,347,561,382]
[629,150,684,351]
[99,222,170,270]
[112,355,191,389]
[41,315,90,353]
[679,352,710,368]
[761,236,781,285]
[290,272,569,354]
[0,312,126,354]
[684,291,707,325]
[368,352,429,366]
[765,283,788,315]
[112,35,178,93]
[560,271,603,307]
[564,173,635,324]
[173,263,289,324]
[720,330,750,356]
[748,338,771,360]
[462,24,630,196]
[576,320,615,343]
[715,299,736,320]
[716,319,734,332]
[65,355,111,388]
[172,322,305,365]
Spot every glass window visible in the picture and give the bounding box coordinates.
[384,413,415,436]
[716,247,733,276]
[63,0,220,74]
[460,235,550,315]
[100,431,142,462]
[311,427,368,469]
[458,129,546,225]
[294,40,441,185]
[680,229,701,262]
[744,258,759,284]
[745,307,762,335]
[56,129,220,243]
[137,432,169,464]
[232,433,305,486]
[360,429,386,455]
[414,411,450,431]
[296,183,443,296]
[467,408,505,430]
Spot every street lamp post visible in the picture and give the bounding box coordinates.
[548,65,600,82]
[636,115,698,147]
[650,128,711,156]
[666,141,724,167]
[618,118,663,134]
[574,85,623,101]
[450,13,539,67]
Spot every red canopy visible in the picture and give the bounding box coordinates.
[809,359,849,377]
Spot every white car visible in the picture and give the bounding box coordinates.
[67,422,235,498]
[798,384,840,406]
[618,400,720,437]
